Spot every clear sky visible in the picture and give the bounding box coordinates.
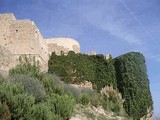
[0,0,159,117]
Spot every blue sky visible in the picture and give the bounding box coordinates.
[0,0,159,117]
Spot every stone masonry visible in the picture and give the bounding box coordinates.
[0,13,80,75]
[46,38,80,55]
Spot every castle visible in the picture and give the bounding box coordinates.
[0,13,80,76]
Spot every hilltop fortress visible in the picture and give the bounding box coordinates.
[0,13,80,75]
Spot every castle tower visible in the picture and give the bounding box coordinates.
[105,54,112,60]
[0,13,49,72]
[0,13,81,76]
[91,51,96,55]
[46,38,80,55]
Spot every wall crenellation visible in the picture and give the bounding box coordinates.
[0,13,80,76]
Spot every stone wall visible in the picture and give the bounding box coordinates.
[46,38,80,55]
[0,13,49,72]
[9,20,39,54]
[0,14,13,48]
[70,81,93,90]
[0,45,14,71]
[0,13,16,21]
[0,13,80,75]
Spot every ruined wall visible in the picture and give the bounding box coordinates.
[46,38,80,55]
[0,45,14,71]
[0,13,49,72]
[34,24,49,61]
[0,13,81,75]
[0,13,16,21]
[9,20,40,54]
[0,13,15,48]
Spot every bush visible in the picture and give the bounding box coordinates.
[48,94,76,120]
[111,102,121,113]
[27,103,61,120]
[0,82,24,102]
[39,73,95,106]
[0,75,75,120]
[0,101,11,120]
[100,94,121,114]
[63,84,81,100]
[39,74,64,95]
[8,75,46,102]
[8,94,35,119]
[0,74,4,83]
[80,93,90,105]
[0,82,35,120]
[90,95,101,107]
[63,84,96,104]
[9,62,40,78]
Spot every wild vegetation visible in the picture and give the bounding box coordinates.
[0,51,152,120]
[0,60,126,120]
[0,65,76,120]
[48,51,153,120]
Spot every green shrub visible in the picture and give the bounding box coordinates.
[39,73,95,105]
[111,102,121,113]
[0,82,24,102]
[80,93,90,105]
[101,95,109,111]
[0,101,11,120]
[8,94,35,120]
[8,75,46,102]
[63,84,96,104]
[39,74,64,95]
[100,94,121,114]
[0,74,4,83]
[0,82,35,120]
[9,62,40,78]
[90,95,101,107]
[27,103,61,120]
[63,84,81,100]
[48,94,76,120]
[40,74,54,94]
[81,88,95,97]
[0,76,76,120]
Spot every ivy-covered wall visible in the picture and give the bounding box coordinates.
[48,51,153,119]
[48,51,117,91]
[115,52,153,119]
